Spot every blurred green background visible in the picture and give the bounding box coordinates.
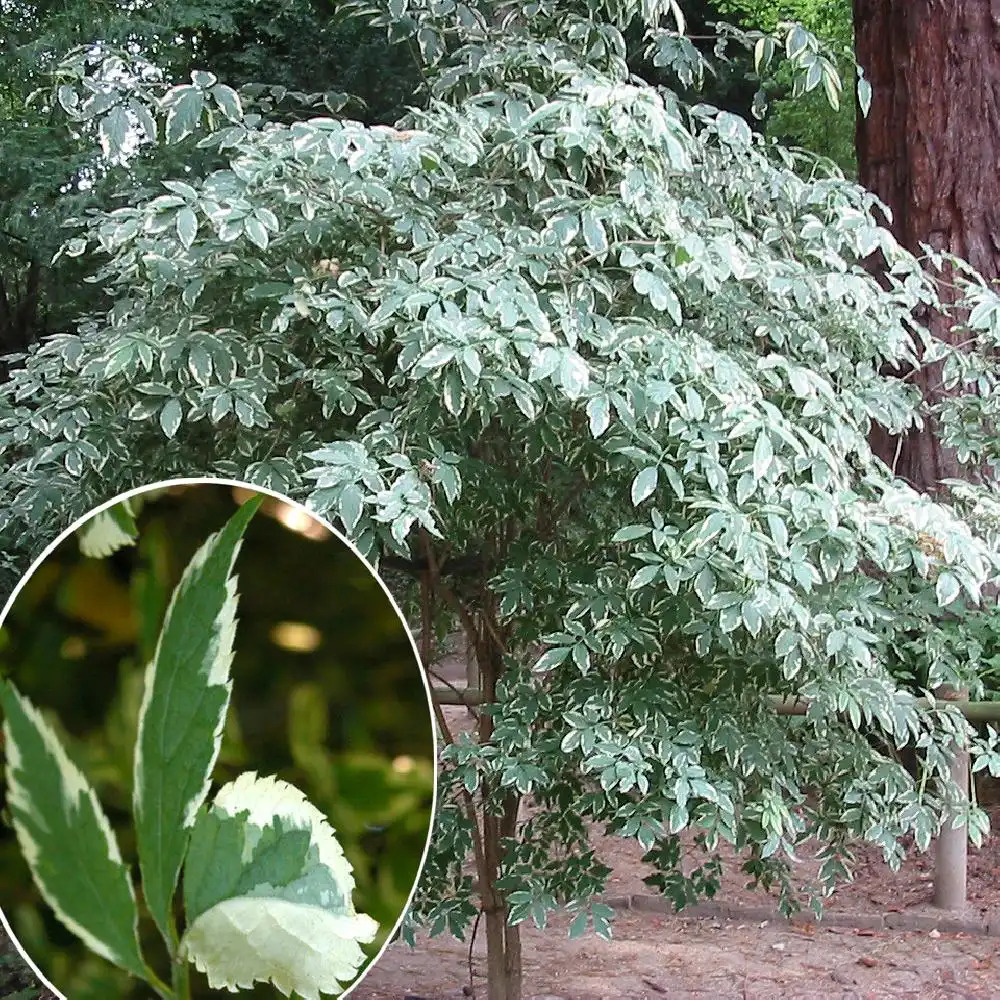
[0,481,436,1000]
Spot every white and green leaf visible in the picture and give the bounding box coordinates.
[0,682,146,979]
[133,495,263,947]
[78,498,140,558]
[179,772,378,999]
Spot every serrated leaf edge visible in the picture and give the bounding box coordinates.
[2,683,143,974]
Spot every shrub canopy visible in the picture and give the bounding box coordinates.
[2,0,1000,938]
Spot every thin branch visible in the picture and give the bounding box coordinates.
[425,663,482,718]
[415,532,490,892]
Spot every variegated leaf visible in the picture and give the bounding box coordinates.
[0,682,146,979]
[133,495,263,946]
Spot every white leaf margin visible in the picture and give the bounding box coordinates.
[2,685,141,972]
[179,772,379,998]
[182,898,377,999]
[77,501,137,558]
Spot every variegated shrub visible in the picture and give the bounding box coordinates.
[1,2,1000,998]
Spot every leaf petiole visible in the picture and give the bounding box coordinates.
[171,952,191,1000]
[143,964,175,999]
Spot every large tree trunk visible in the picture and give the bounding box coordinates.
[853,0,1000,911]
[853,0,1000,490]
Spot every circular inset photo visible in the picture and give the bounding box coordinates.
[0,479,436,1000]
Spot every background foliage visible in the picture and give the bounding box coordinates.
[715,0,855,172]
[0,0,422,378]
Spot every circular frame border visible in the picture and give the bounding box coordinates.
[0,475,440,999]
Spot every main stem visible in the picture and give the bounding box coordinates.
[475,611,523,1000]
[143,967,174,1000]
[164,909,189,1000]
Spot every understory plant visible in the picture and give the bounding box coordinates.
[0,496,378,999]
[3,2,1000,1000]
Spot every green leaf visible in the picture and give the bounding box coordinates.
[179,773,378,998]
[629,563,661,590]
[461,346,482,383]
[244,217,270,250]
[653,279,683,324]
[694,566,716,604]
[133,497,263,947]
[57,84,79,115]
[191,70,218,89]
[162,179,199,201]
[211,84,243,121]
[549,213,579,245]
[98,105,130,159]
[159,398,183,439]
[188,344,213,385]
[63,236,87,258]
[752,430,773,481]
[633,269,654,296]
[786,24,810,60]
[532,647,570,673]
[78,499,139,558]
[705,591,741,610]
[822,65,841,112]
[935,571,961,607]
[211,392,233,421]
[663,465,684,499]
[736,472,757,507]
[0,682,146,979]
[612,525,651,543]
[338,483,364,533]
[128,98,157,143]
[183,277,206,308]
[804,58,823,93]
[177,208,199,250]
[416,344,456,371]
[558,351,589,399]
[857,76,873,118]
[631,466,658,506]
[774,629,799,658]
[753,35,776,74]
[586,394,611,437]
[742,602,762,637]
[164,86,205,144]
[581,209,608,256]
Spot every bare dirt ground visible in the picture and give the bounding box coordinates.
[5,638,1000,1000]
[353,642,1000,1000]
[353,907,999,1000]
[353,803,1000,1000]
